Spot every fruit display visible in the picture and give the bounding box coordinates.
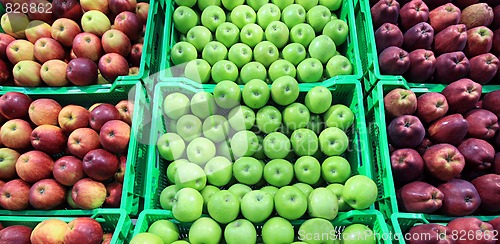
[368,0,500,85]
[0,0,151,87]
[167,0,356,84]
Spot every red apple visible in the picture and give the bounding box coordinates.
[115,155,126,183]
[441,78,482,114]
[102,233,113,244]
[53,156,84,186]
[0,119,33,150]
[67,127,101,159]
[383,88,419,120]
[101,29,131,56]
[465,109,499,140]
[0,33,15,59]
[0,179,30,210]
[427,114,469,145]
[115,100,134,125]
[98,53,129,82]
[30,219,67,244]
[114,11,142,41]
[6,40,35,65]
[423,143,465,181]
[129,43,142,67]
[58,105,90,132]
[397,181,444,213]
[99,120,130,154]
[34,38,65,64]
[109,0,137,14]
[66,57,98,86]
[0,92,32,120]
[387,115,425,148]
[29,178,66,210]
[482,90,500,117]
[15,151,54,183]
[0,225,32,244]
[51,18,81,47]
[391,148,424,184]
[407,224,454,244]
[72,33,103,62]
[416,92,448,123]
[82,149,119,181]
[27,0,54,24]
[52,0,82,21]
[469,53,499,84]
[64,217,104,244]
[13,60,43,87]
[0,148,20,180]
[438,179,481,216]
[458,138,495,170]
[28,98,62,126]
[80,0,109,14]
[71,178,106,209]
[89,103,121,131]
[136,2,149,25]
[40,60,70,87]
[25,20,52,44]
[31,125,66,154]
[447,217,496,244]
[471,174,500,213]
[104,182,122,208]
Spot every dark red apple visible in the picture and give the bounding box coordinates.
[115,155,126,183]
[0,92,32,119]
[31,125,66,154]
[0,33,16,60]
[52,0,82,22]
[98,53,129,82]
[66,58,98,86]
[403,22,434,51]
[458,138,495,170]
[53,156,84,187]
[82,149,119,181]
[89,103,121,131]
[114,11,143,41]
[441,78,482,114]
[397,181,444,213]
[0,179,30,210]
[99,120,130,154]
[379,46,411,75]
[0,225,32,244]
[104,182,122,208]
[0,59,11,84]
[434,52,470,84]
[406,49,436,83]
[407,224,454,244]
[438,179,481,216]
[465,109,499,140]
[447,217,496,244]
[29,178,66,210]
[129,43,142,67]
[471,174,500,213]
[468,53,499,84]
[371,0,400,29]
[391,148,424,184]
[428,114,469,145]
[375,23,403,53]
[387,115,426,148]
[416,92,448,123]
[399,0,429,31]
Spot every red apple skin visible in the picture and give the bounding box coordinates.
[427,114,469,145]
[397,181,444,213]
[387,115,425,148]
[391,148,424,184]
[465,26,494,57]
[52,0,82,22]
[102,233,113,244]
[465,109,499,140]
[483,90,500,117]
[104,182,123,208]
[441,78,482,114]
[493,29,500,56]
[0,92,32,120]
[378,46,411,75]
[89,103,121,131]
[447,217,496,244]
[64,217,104,244]
[136,2,149,25]
[58,105,90,133]
[98,53,130,82]
[99,120,130,154]
[399,0,429,31]
[101,29,131,56]
[6,40,35,65]
[53,156,85,187]
[30,219,68,244]
[129,43,143,67]
[114,11,143,41]
[407,224,454,244]
[72,33,103,62]
[27,0,54,24]
[468,53,499,84]
[29,98,62,126]
[471,174,500,213]
[370,0,400,29]
[51,18,81,47]
[31,125,66,155]
[458,138,495,170]
[0,119,33,150]
[416,137,433,155]
[438,179,481,216]
[416,92,448,124]
[29,178,66,210]
[0,58,10,84]
[33,37,65,63]
[0,179,31,210]
[429,3,461,33]
[403,22,434,51]
[0,33,16,60]
[67,128,101,159]
[0,225,32,244]
[115,100,134,125]
[15,151,54,184]
[434,52,470,84]
[383,88,417,119]
[406,49,436,83]
[71,178,107,210]
[0,148,20,180]
[495,153,500,175]
[82,149,119,181]
[109,0,137,15]
[66,57,98,86]
[490,217,500,244]
[115,155,126,183]
[423,143,465,181]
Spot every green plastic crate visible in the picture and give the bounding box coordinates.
[132,209,391,243]
[0,209,132,244]
[0,82,149,216]
[0,0,165,93]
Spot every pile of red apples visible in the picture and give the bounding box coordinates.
[383,78,500,217]
[0,0,148,87]
[372,0,500,84]
[0,91,133,211]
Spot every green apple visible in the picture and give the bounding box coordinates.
[230,130,259,157]
[240,23,264,48]
[307,5,331,33]
[283,103,310,131]
[214,80,241,108]
[256,105,282,133]
[318,127,349,156]
[320,0,342,10]
[228,105,256,131]
[173,6,199,34]
[208,190,240,224]
[262,217,294,243]
[271,76,299,106]
[281,43,307,66]
[241,190,274,223]
[189,217,222,244]
[290,128,319,156]
[175,162,207,190]
[231,5,257,29]
[172,187,203,222]
[289,23,316,48]
[175,0,197,7]
[294,156,321,184]
[324,104,355,130]
[342,175,377,210]
[130,233,163,244]
[263,132,291,159]
[187,137,216,166]
[264,20,290,49]
[201,6,226,32]
[233,157,263,185]
[201,185,220,212]
[308,187,338,220]
[240,62,268,84]
[274,186,307,220]
[216,141,234,160]
[309,35,336,64]
[281,4,306,29]
[253,41,280,68]
[305,86,332,114]
[307,114,323,134]
[228,183,252,199]
[198,0,222,10]
[203,115,230,143]
[186,25,213,52]
[81,10,111,36]
[222,0,245,10]
[263,159,294,187]
[295,0,318,11]
[171,241,190,244]
[171,41,198,65]
[271,0,294,10]
[297,58,323,83]
[293,182,314,198]
[242,79,271,109]
[228,43,253,69]
[326,55,352,77]
[253,135,266,160]
[215,22,240,48]
[323,19,348,46]
[148,220,179,244]
[268,59,297,82]
[257,3,282,29]
[191,91,217,120]
[247,0,269,10]
[157,133,186,161]
[185,59,212,84]
[259,186,278,197]
[202,41,228,66]
[322,156,351,184]
[167,159,189,183]
[326,183,351,212]
[159,185,177,210]
[211,60,239,83]
[341,224,376,244]
[177,114,203,142]
[297,218,336,244]
[164,92,191,120]
[224,219,257,244]
[204,156,232,186]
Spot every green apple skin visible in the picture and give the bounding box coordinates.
[308,187,339,220]
[159,185,177,210]
[282,43,307,66]
[247,0,269,10]
[242,79,271,109]
[253,41,280,68]
[262,217,295,243]
[281,4,306,29]
[271,76,300,106]
[175,0,197,7]
[188,217,222,244]
[240,23,264,48]
[294,156,321,184]
[318,127,349,156]
[207,190,241,224]
[172,187,203,222]
[341,224,376,244]
[198,0,222,10]
[324,104,355,131]
[290,128,319,156]
[176,114,203,142]
[228,43,253,69]
[326,183,352,212]
[263,132,291,159]
[224,219,257,244]
[216,141,234,160]
[191,91,217,120]
[215,22,240,48]
[274,186,307,220]
[228,106,256,131]
[297,218,336,244]
[214,80,241,108]
[130,233,163,244]
[175,162,207,191]
[260,185,279,196]
[323,19,349,46]
[241,190,274,223]
[148,220,179,244]
[167,159,189,183]
[201,185,220,212]
[202,41,228,66]
[211,60,239,83]
[233,157,263,185]
[283,103,310,131]
[230,130,259,157]
[295,0,318,11]
[297,58,323,83]
[253,135,266,160]
[265,20,290,49]
[231,5,257,29]
[305,86,333,114]
[293,182,314,198]
[171,241,190,244]
[268,59,297,82]
[256,106,282,134]
[204,156,232,186]
[290,23,316,48]
[222,0,245,10]
[309,35,336,64]
[271,0,294,10]
[173,6,199,34]
[185,59,212,84]
[157,133,186,161]
[326,55,353,77]
[264,159,294,187]
[186,25,213,52]
[320,0,342,10]
[203,115,230,143]
[307,5,331,33]
[257,3,282,29]
[342,175,377,210]
[240,62,268,84]
[322,156,351,184]
[164,92,191,120]
[171,41,198,66]
[228,183,252,199]
[201,6,226,32]
[307,114,324,135]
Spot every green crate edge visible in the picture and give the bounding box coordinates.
[0,81,149,216]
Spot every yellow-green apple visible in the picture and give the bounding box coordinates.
[213,80,241,109]
[240,190,273,223]
[305,86,332,114]
[67,57,98,86]
[25,20,52,44]
[82,149,119,181]
[387,115,425,148]
[58,105,90,132]
[202,115,230,143]
[228,43,253,68]
[0,148,20,180]
[262,217,294,243]
[114,155,126,183]
[318,127,349,156]
[34,37,65,63]
[6,40,35,64]
[72,33,103,62]
[215,22,239,49]
[100,120,130,154]
[268,59,296,82]
[282,43,306,66]
[129,43,143,67]
[253,41,279,68]
[202,40,229,67]
[263,159,294,187]
[53,156,84,186]
[224,219,257,244]
[188,217,222,244]
[0,225,32,243]
[326,55,352,78]
[342,175,377,210]
[159,185,176,210]
[0,92,32,120]
[163,92,191,120]
[390,148,424,184]
[294,155,320,184]
[397,181,444,213]
[29,98,62,126]
[465,109,499,140]
[283,103,310,131]
[383,88,417,119]
[257,3,281,29]
[0,33,15,59]
[423,143,465,181]
[109,0,137,14]
[81,11,111,37]
[438,179,481,216]
[136,2,149,24]
[325,183,351,211]
[29,178,66,210]
[271,76,299,106]
[0,119,32,150]
[240,23,264,48]
[51,18,81,47]
[90,103,121,131]
[115,100,133,125]
[190,91,217,120]
[71,178,107,209]
[227,184,252,200]
[298,218,336,243]
[172,187,203,222]
[230,5,257,29]
[184,59,212,84]
[98,53,129,82]
[64,217,104,244]
[30,219,67,244]
[40,60,70,87]
[208,190,240,224]
[13,60,42,87]
[1,13,29,38]
[274,185,307,220]
[174,6,200,35]
[340,224,376,243]
[31,125,66,154]
[296,58,323,82]
[0,179,30,210]
[103,182,122,207]
[128,67,139,76]
[114,11,143,41]
[157,133,185,162]
[204,156,232,186]
[307,187,338,220]
[52,0,83,21]
[175,162,207,190]
[81,0,109,14]
[147,220,179,244]
[16,150,54,183]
